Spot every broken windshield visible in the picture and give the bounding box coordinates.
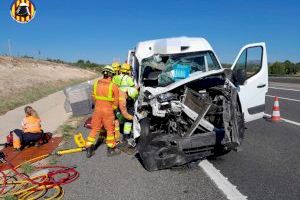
[141,51,221,87]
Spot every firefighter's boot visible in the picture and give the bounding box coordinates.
[107,147,121,157]
[86,145,94,158]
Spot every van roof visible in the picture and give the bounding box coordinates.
[135,36,213,61]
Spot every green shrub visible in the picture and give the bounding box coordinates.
[269,60,299,75]
[73,60,105,72]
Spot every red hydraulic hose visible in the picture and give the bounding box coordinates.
[0,159,80,196]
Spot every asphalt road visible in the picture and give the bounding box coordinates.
[59,81,300,200]
[266,87,300,122]
[210,82,300,200]
[269,77,300,84]
[60,128,226,200]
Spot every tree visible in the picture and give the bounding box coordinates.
[282,60,295,74]
[77,59,84,64]
[269,60,299,75]
[269,61,286,74]
[295,62,300,73]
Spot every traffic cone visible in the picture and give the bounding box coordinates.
[271,96,281,122]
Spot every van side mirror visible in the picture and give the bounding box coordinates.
[235,69,246,85]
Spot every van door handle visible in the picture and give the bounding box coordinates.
[257,84,266,88]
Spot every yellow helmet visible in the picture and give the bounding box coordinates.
[120,63,131,73]
[112,62,121,72]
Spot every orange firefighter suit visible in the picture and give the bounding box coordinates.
[118,90,133,120]
[13,116,42,149]
[113,90,133,141]
[87,78,119,148]
[22,116,42,133]
[95,90,132,144]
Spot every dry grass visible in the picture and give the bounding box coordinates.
[0,56,98,115]
[61,124,76,141]
[55,116,85,142]
[0,79,90,115]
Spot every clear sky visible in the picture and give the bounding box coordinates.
[1,0,299,64]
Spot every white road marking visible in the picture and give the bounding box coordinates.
[266,95,300,102]
[264,113,300,127]
[199,160,247,200]
[269,86,300,92]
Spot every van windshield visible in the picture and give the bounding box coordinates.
[141,51,221,87]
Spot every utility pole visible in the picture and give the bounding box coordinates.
[7,39,13,68]
[8,39,12,57]
[37,49,41,60]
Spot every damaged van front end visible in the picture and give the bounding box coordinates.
[133,71,244,171]
[129,37,267,171]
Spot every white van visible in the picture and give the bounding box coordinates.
[127,37,268,171]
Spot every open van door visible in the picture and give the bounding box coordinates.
[231,43,268,122]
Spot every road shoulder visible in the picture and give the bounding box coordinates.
[0,90,71,145]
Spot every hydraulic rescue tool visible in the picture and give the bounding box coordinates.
[56,132,87,156]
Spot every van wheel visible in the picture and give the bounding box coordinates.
[235,102,245,144]
[137,118,150,146]
[136,117,161,171]
[214,103,244,157]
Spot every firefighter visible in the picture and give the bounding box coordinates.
[111,62,124,144]
[112,62,121,76]
[112,62,121,92]
[118,88,134,121]
[114,63,135,91]
[112,63,134,139]
[11,106,43,151]
[85,65,120,158]
[112,86,138,152]
[121,87,139,142]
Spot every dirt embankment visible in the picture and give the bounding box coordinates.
[0,56,97,114]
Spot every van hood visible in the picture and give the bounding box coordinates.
[142,69,224,96]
